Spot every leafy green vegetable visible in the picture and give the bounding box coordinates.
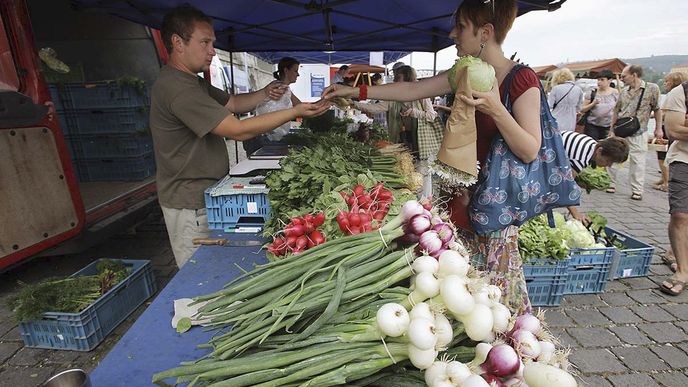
[575,167,611,193]
[449,56,496,92]
[176,317,192,333]
[519,213,571,260]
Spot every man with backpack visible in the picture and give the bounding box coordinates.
[659,81,688,296]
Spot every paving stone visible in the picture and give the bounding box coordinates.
[43,350,81,366]
[627,289,666,304]
[675,321,688,333]
[638,322,688,343]
[605,280,630,292]
[0,342,22,363]
[569,348,627,373]
[577,375,613,387]
[599,292,636,306]
[548,328,579,348]
[608,373,660,387]
[561,294,605,306]
[8,347,50,366]
[621,277,660,290]
[630,305,677,322]
[542,309,575,327]
[611,346,669,371]
[653,372,688,387]
[1,365,55,387]
[650,264,675,276]
[599,307,642,324]
[649,344,688,369]
[661,304,688,320]
[609,325,653,345]
[567,327,621,347]
[1,325,22,342]
[566,308,612,326]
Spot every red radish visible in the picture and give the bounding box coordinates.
[290,217,303,225]
[304,221,315,234]
[306,237,315,249]
[373,210,386,221]
[353,184,364,197]
[349,226,361,235]
[273,237,285,247]
[303,213,314,223]
[295,235,308,250]
[349,213,361,227]
[284,225,305,237]
[310,230,325,245]
[313,212,325,227]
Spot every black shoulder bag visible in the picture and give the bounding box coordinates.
[612,86,646,138]
[552,83,575,110]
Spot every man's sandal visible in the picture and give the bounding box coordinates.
[605,187,616,194]
[631,193,642,200]
[660,277,686,296]
[662,252,677,272]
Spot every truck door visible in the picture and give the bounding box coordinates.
[0,0,84,270]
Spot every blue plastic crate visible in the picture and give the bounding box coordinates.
[524,258,568,306]
[48,83,149,110]
[76,153,155,182]
[606,226,655,279]
[19,259,156,351]
[60,108,149,136]
[205,184,270,230]
[564,246,614,294]
[67,134,153,158]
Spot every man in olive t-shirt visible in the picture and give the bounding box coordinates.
[151,6,330,267]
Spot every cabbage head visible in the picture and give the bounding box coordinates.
[450,56,496,92]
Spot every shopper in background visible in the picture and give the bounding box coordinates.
[659,80,688,295]
[151,5,329,267]
[607,64,662,201]
[332,65,350,84]
[580,69,618,140]
[548,67,584,132]
[653,72,688,193]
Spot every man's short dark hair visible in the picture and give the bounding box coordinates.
[628,64,643,78]
[598,137,629,163]
[339,65,349,71]
[596,69,614,80]
[161,5,213,53]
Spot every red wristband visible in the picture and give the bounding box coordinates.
[358,84,368,100]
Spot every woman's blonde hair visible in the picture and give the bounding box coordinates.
[665,72,688,90]
[551,68,575,86]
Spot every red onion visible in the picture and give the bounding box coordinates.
[419,230,443,256]
[510,329,541,359]
[512,313,541,334]
[480,344,520,378]
[401,200,425,221]
[433,223,455,244]
[409,214,432,235]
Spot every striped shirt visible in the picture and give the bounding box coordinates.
[561,131,597,173]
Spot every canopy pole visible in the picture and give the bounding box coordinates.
[229,52,239,164]
[433,51,437,76]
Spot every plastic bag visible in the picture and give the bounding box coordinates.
[256,87,293,141]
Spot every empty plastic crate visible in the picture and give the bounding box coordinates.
[606,226,655,279]
[48,82,149,110]
[68,134,153,158]
[564,246,614,294]
[76,153,155,182]
[524,258,568,306]
[205,177,270,230]
[19,259,156,351]
[60,108,149,136]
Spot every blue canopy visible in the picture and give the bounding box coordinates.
[250,51,408,65]
[73,0,566,57]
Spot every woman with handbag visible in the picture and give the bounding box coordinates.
[548,68,584,132]
[580,69,618,140]
[323,0,544,315]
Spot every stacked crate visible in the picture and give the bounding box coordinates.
[49,82,155,181]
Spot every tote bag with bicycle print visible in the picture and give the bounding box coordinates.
[468,64,581,234]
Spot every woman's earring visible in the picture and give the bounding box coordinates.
[478,42,486,57]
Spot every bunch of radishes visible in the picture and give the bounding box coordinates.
[267,212,326,256]
[337,182,394,235]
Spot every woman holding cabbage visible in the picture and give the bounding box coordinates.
[323,0,541,314]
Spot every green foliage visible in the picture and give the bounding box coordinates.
[519,213,571,260]
[575,167,611,194]
[9,259,131,322]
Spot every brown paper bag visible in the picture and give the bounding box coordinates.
[436,66,478,177]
